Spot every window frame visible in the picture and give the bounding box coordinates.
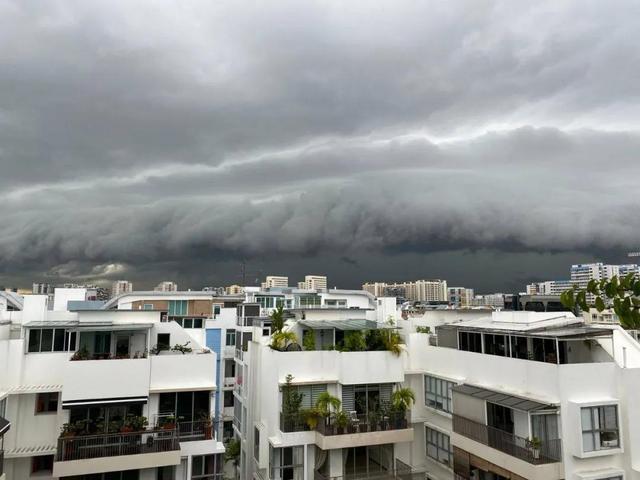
[581,404,620,453]
[425,426,453,468]
[35,392,59,414]
[424,375,454,413]
[27,328,76,353]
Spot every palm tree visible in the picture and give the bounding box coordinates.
[382,330,403,356]
[270,331,298,351]
[315,392,341,416]
[270,305,285,333]
[391,387,415,412]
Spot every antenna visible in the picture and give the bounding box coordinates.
[237,260,262,286]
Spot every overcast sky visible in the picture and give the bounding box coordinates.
[1,0,639,292]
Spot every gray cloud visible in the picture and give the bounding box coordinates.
[0,0,639,289]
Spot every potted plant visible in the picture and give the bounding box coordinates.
[70,346,90,361]
[60,422,77,438]
[367,410,381,432]
[390,387,415,428]
[301,407,323,430]
[161,415,177,430]
[333,410,350,434]
[526,437,542,460]
[200,413,214,439]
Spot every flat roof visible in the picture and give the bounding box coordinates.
[453,384,557,412]
[298,319,392,331]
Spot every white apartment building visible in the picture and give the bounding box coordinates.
[362,282,389,297]
[363,280,448,303]
[583,308,620,325]
[112,280,134,297]
[526,280,573,296]
[447,288,474,307]
[261,277,289,289]
[298,276,328,291]
[0,294,225,480]
[155,282,178,292]
[470,293,505,309]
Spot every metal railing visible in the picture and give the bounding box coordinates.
[56,429,179,462]
[314,470,428,480]
[316,412,410,436]
[280,412,310,433]
[177,420,216,441]
[0,449,4,477]
[452,414,562,465]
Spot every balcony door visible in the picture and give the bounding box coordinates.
[486,402,514,434]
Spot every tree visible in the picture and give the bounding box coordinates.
[224,438,241,466]
[270,331,298,351]
[382,329,403,357]
[303,330,316,351]
[560,273,640,329]
[270,305,285,333]
[391,387,415,412]
[343,331,366,351]
[281,374,303,416]
[315,391,341,416]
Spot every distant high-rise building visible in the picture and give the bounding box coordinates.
[225,284,244,295]
[471,293,506,309]
[362,282,389,297]
[154,281,178,292]
[261,276,289,289]
[362,279,447,302]
[525,280,573,296]
[32,283,54,294]
[447,287,475,307]
[570,262,638,302]
[300,275,327,290]
[111,280,133,297]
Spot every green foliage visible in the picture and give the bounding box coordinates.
[364,329,386,351]
[391,387,415,412]
[301,407,323,429]
[303,330,316,351]
[560,273,640,329]
[224,438,241,465]
[270,305,285,333]
[281,374,303,415]
[342,331,367,351]
[171,341,192,354]
[415,326,431,334]
[333,410,350,429]
[382,330,403,356]
[270,331,298,351]
[315,391,341,415]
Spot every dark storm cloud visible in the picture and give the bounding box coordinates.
[0,0,639,288]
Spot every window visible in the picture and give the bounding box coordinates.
[254,426,260,461]
[168,300,188,316]
[27,328,76,353]
[192,454,223,479]
[581,405,620,452]
[171,317,204,328]
[223,421,233,440]
[157,333,170,349]
[31,455,54,474]
[224,359,235,378]
[458,331,482,353]
[425,375,454,413]
[270,446,304,480]
[35,392,58,414]
[224,391,234,407]
[143,303,154,310]
[158,391,210,423]
[426,427,453,467]
[226,329,236,346]
[65,471,140,480]
[213,305,221,316]
[0,396,6,418]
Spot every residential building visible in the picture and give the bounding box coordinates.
[225,284,244,295]
[526,280,573,296]
[470,293,505,309]
[104,290,244,442]
[155,281,178,292]
[363,280,447,303]
[112,280,134,297]
[261,276,289,289]
[447,287,474,307]
[505,294,571,313]
[570,263,638,302]
[583,308,620,325]
[0,293,225,480]
[32,283,54,295]
[300,275,328,290]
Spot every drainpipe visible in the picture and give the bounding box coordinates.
[623,346,627,369]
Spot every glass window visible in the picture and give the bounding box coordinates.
[458,331,482,353]
[426,427,453,467]
[31,455,54,474]
[40,329,53,351]
[193,318,203,329]
[28,329,41,352]
[143,303,154,310]
[168,300,188,316]
[35,392,59,414]
[28,328,74,353]
[226,330,236,346]
[213,305,221,316]
[254,427,260,461]
[581,405,619,452]
[192,454,223,478]
[183,318,193,329]
[224,391,234,407]
[425,375,454,413]
[270,446,304,480]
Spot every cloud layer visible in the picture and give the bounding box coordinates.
[1,0,639,288]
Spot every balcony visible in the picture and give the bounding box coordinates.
[316,412,409,437]
[177,420,215,442]
[452,415,561,465]
[53,429,180,477]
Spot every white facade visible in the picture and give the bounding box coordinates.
[112,280,134,297]
[301,275,328,290]
[447,287,474,307]
[363,280,448,303]
[261,276,289,289]
[154,281,178,292]
[0,294,224,480]
[526,280,573,296]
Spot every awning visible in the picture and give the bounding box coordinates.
[298,319,392,331]
[62,396,148,408]
[24,321,152,331]
[452,384,557,412]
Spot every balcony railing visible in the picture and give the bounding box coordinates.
[317,412,409,436]
[280,412,309,433]
[56,429,179,462]
[177,420,216,441]
[314,469,427,480]
[452,414,562,465]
